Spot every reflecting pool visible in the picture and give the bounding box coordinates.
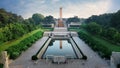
[42,40,77,59]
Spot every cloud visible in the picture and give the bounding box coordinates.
[51,0,59,2]
[13,0,111,19]
[62,0,111,18]
[18,0,48,19]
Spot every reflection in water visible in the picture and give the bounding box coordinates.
[42,40,77,59]
[60,40,62,49]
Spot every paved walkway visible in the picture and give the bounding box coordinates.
[9,37,48,68]
[54,27,67,32]
[73,37,110,68]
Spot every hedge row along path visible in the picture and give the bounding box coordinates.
[0,29,43,52]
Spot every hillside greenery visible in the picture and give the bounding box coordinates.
[0,8,54,59]
[85,10,120,32]
[69,10,120,59]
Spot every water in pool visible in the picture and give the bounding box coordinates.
[42,40,77,59]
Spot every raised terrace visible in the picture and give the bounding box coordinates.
[9,26,110,68]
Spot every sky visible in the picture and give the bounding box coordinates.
[0,0,120,19]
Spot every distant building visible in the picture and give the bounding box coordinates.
[68,22,81,28]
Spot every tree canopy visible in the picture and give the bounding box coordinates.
[0,9,44,44]
[32,13,44,25]
[43,15,55,24]
[86,14,113,27]
[110,10,120,30]
[66,16,80,24]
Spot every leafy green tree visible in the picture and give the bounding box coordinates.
[110,10,120,30]
[66,16,80,24]
[114,32,120,43]
[32,13,44,25]
[0,9,44,44]
[0,29,4,43]
[86,14,113,27]
[86,22,102,35]
[2,26,12,41]
[106,27,118,40]
[28,18,35,24]
[44,15,55,24]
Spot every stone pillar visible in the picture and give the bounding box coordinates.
[60,40,62,49]
[2,51,9,68]
[58,7,64,27]
[60,7,62,21]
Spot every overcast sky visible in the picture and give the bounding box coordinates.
[0,0,120,19]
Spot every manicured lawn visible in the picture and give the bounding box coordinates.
[80,29,120,51]
[0,29,43,52]
[93,36,120,52]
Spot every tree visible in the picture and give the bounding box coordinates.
[44,15,55,24]
[0,9,43,44]
[110,10,120,30]
[0,29,4,43]
[106,27,118,40]
[85,22,102,35]
[66,16,80,24]
[114,32,120,43]
[32,13,44,25]
[86,14,113,27]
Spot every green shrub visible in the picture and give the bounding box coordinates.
[27,43,32,47]
[0,63,3,68]
[10,52,20,59]
[117,64,120,68]
[82,55,87,60]
[6,31,43,59]
[0,64,3,68]
[31,55,38,60]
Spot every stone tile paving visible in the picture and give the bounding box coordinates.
[73,37,110,68]
[9,37,48,68]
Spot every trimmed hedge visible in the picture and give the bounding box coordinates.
[117,64,120,68]
[31,55,38,60]
[6,31,43,59]
[78,31,111,59]
[82,55,87,60]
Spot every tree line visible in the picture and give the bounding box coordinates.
[84,22,120,45]
[85,10,120,32]
[66,16,80,24]
[84,9,120,45]
[79,22,120,59]
[0,8,55,44]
